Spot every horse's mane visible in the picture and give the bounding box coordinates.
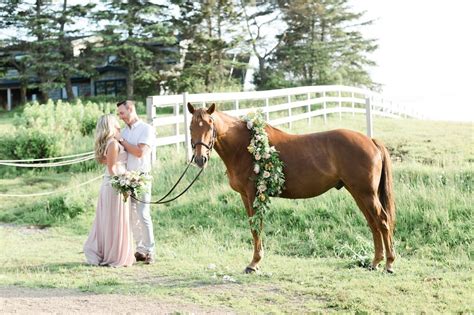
[214,110,290,136]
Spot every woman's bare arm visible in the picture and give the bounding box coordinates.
[106,140,120,175]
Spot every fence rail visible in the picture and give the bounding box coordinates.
[147,85,423,161]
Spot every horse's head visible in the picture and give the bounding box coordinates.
[187,102,216,168]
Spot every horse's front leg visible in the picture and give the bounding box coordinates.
[240,193,263,273]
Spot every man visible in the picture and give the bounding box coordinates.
[116,100,156,264]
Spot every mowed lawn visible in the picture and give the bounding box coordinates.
[0,112,472,313]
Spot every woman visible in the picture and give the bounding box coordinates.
[83,114,135,267]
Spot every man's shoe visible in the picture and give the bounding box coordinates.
[135,252,147,262]
[144,254,155,265]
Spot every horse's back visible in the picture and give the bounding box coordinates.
[270,128,382,198]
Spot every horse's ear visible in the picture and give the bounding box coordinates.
[207,103,216,115]
[187,102,195,114]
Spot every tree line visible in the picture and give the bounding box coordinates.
[0,0,378,104]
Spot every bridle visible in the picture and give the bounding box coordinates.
[130,115,217,205]
[190,116,217,161]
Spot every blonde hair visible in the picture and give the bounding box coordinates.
[94,114,119,162]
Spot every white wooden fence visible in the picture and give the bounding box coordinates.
[146,85,422,161]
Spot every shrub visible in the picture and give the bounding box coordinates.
[2,100,113,160]
[15,100,110,137]
[0,129,61,160]
[0,194,93,227]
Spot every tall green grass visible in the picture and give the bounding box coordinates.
[1,112,472,312]
[0,114,472,264]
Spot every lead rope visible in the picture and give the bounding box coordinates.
[132,117,216,205]
[131,154,202,204]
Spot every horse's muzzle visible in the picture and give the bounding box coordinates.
[195,155,208,168]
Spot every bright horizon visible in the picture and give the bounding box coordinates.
[354,0,474,122]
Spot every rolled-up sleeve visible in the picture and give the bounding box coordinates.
[138,125,156,148]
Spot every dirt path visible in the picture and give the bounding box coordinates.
[0,287,235,314]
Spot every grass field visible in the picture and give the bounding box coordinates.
[0,111,472,312]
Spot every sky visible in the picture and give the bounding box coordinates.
[353,0,474,122]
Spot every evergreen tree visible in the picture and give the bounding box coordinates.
[53,0,96,101]
[273,0,378,88]
[170,0,245,93]
[93,0,176,98]
[0,0,31,104]
[240,0,287,90]
[1,0,95,103]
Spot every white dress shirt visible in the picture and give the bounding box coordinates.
[121,120,155,173]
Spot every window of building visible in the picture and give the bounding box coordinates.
[94,79,126,96]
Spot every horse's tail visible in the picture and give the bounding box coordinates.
[372,139,396,233]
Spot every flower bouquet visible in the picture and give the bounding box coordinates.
[110,171,152,202]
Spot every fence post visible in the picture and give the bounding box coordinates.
[146,96,157,164]
[307,92,311,125]
[265,97,270,121]
[287,94,292,129]
[146,96,155,123]
[323,91,327,124]
[366,97,373,138]
[338,90,342,120]
[174,102,180,151]
[351,91,355,116]
[235,99,239,110]
[7,88,12,111]
[183,92,193,162]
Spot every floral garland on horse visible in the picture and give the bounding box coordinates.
[243,111,285,233]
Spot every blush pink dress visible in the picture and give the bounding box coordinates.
[83,140,135,267]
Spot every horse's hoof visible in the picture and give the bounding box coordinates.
[367,265,378,271]
[244,266,257,274]
[385,268,394,274]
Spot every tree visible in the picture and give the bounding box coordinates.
[54,0,96,101]
[170,0,245,93]
[240,0,287,90]
[1,0,98,103]
[93,0,176,98]
[273,0,378,88]
[0,0,33,104]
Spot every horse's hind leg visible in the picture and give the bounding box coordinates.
[240,193,263,273]
[358,194,395,272]
[351,194,384,269]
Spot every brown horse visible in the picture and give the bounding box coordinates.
[187,103,396,273]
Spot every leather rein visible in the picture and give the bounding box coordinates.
[131,117,216,205]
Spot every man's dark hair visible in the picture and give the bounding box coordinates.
[116,100,135,108]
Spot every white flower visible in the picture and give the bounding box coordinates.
[247,121,253,129]
[269,146,276,153]
[254,164,260,174]
[255,153,261,161]
[264,153,270,159]
[257,183,267,192]
[263,171,271,178]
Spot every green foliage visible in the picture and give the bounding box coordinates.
[243,111,286,233]
[272,0,378,89]
[0,194,93,227]
[170,0,246,93]
[16,99,109,136]
[0,100,110,160]
[0,129,61,160]
[93,1,176,98]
